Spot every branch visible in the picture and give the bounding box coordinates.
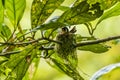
[0,35,120,56]
[75,35,120,47]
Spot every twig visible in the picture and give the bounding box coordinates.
[0,46,54,56]
[0,38,43,45]
[75,35,120,47]
[0,37,61,46]
[91,25,98,35]
[18,24,25,40]
[39,46,54,50]
[0,50,21,56]
[43,37,62,44]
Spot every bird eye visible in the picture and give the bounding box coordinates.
[62,27,69,33]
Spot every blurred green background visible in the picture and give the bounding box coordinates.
[19,0,120,80]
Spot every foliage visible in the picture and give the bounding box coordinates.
[0,0,120,80]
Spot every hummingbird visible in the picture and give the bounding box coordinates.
[55,26,78,68]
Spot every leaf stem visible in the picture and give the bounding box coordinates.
[84,23,92,36]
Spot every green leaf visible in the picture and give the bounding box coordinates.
[43,29,57,38]
[31,0,64,28]
[50,57,84,80]
[14,58,29,80]
[0,25,12,40]
[58,1,103,25]
[31,1,103,30]
[58,6,70,11]
[4,45,36,80]
[78,44,109,53]
[0,57,8,65]
[15,50,36,80]
[5,45,33,69]
[96,2,120,26]
[87,0,119,10]
[29,58,40,80]
[31,16,66,30]
[112,39,120,44]
[5,0,26,26]
[37,20,66,30]
[0,0,4,27]
[16,29,27,37]
[90,63,120,80]
[76,35,109,53]
[76,35,96,42]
